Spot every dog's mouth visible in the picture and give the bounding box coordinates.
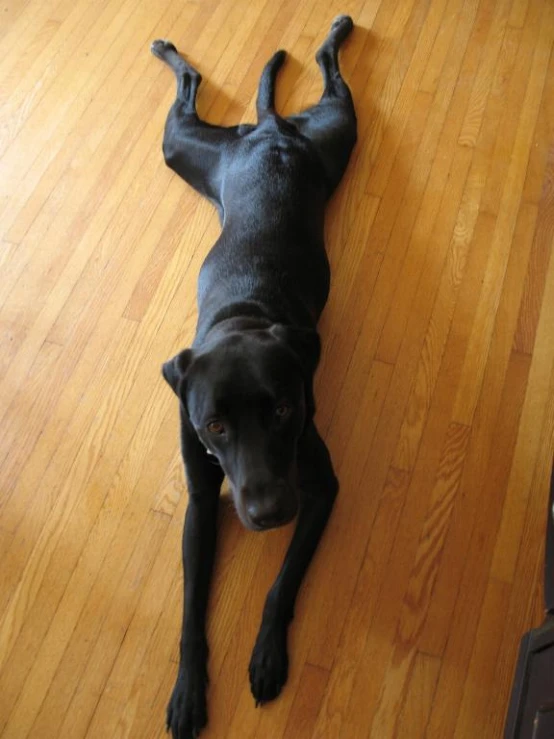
[244,506,297,532]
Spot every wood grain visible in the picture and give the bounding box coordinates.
[1,0,553,737]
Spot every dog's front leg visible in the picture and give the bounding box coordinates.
[167,411,224,739]
[249,423,338,705]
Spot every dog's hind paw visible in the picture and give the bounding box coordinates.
[248,624,289,705]
[329,14,354,42]
[151,39,178,59]
[331,14,354,33]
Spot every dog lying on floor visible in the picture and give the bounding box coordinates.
[152,15,357,738]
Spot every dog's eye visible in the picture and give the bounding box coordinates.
[275,403,292,418]
[207,420,225,435]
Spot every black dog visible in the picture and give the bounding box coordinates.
[152,15,357,739]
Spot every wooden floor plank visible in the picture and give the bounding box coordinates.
[1,0,554,737]
[491,222,554,584]
[396,651,441,739]
[452,0,553,426]
[486,362,554,739]
[367,422,471,737]
[0,0,194,247]
[427,218,554,735]
[454,578,512,739]
[310,467,411,739]
[27,441,183,739]
[282,663,329,739]
[317,0,484,436]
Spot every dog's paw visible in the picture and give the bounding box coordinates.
[248,624,288,706]
[151,39,177,59]
[331,14,354,36]
[166,661,208,739]
[327,14,354,47]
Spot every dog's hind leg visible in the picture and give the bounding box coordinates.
[315,14,355,100]
[151,40,240,219]
[152,39,202,113]
[287,16,357,197]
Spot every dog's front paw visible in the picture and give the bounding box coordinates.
[166,660,208,739]
[248,624,288,706]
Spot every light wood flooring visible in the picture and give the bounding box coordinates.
[1,0,554,736]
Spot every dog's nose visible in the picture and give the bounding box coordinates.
[246,496,286,529]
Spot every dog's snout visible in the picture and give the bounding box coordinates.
[242,480,296,530]
[246,496,285,529]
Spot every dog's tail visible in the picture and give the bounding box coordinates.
[256,50,286,122]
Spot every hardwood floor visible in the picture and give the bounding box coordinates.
[1,0,553,736]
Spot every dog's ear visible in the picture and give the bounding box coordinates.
[162,349,193,395]
[270,325,321,421]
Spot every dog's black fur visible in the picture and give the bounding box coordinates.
[152,16,357,738]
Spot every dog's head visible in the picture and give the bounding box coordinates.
[163,325,320,531]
